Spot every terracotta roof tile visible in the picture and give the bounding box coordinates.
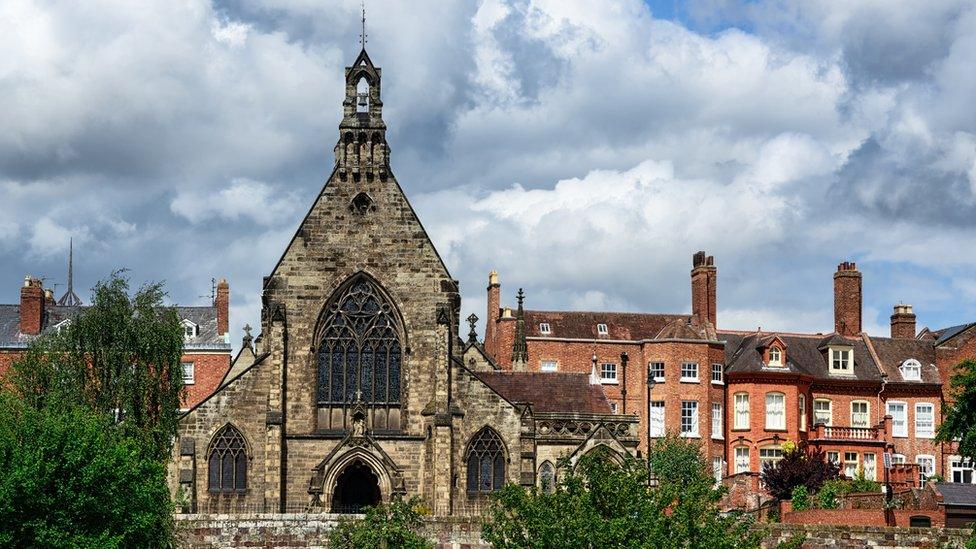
[524,310,691,340]
[472,371,612,414]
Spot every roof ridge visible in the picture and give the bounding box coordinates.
[524,309,687,317]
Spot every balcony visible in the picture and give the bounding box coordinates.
[809,423,885,443]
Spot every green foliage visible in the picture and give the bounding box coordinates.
[938,359,976,462]
[482,435,765,549]
[848,469,881,493]
[0,394,173,548]
[817,481,840,509]
[8,272,185,460]
[328,496,432,549]
[790,485,810,511]
[760,442,840,500]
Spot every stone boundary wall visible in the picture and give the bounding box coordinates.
[175,514,972,549]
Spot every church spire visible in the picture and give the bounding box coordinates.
[57,238,82,306]
[511,288,528,370]
[334,13,388,182]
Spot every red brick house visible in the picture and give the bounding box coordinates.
[0,273,233,409]
[483,252,976,493]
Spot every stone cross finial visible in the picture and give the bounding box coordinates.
[242,323,253,350]
[466,313,479,343]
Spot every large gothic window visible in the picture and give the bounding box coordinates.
[208,424,247,493]
[466,428,506,493]
[316,275,403,407]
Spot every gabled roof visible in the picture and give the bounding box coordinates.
[524,310,693,341]
[720,331,883,382]
[935,483,976,508]
[934,322,976,346]
[471,371,612,414]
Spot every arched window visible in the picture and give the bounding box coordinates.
[768,346,782,366]
[539,461,556,493]
[356,77,370,112]
[466,428,506,493]
[900,359,921,381]
[316,275,403,407]
[208,424,247,493]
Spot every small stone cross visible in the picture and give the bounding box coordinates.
[466,313,479,343]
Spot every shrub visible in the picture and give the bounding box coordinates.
[818,482,840,509]
[790,485,810,511]
[328,496,432,549]
[848,469,881,493]
[760,442,840,500]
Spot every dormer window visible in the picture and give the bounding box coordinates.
[539,323,551,335]
[597,323,608,335]
[900,359,921,381]
[829,346,853,375]
[768,346,783,367]
[182,319,199,339]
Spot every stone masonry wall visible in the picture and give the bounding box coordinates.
[174,514,973,549]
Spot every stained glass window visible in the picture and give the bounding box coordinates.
[316,276,403,405]
[208,424,247,493]
[466,428,506,493]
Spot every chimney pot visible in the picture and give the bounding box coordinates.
[890,303,916,339]
[691,251,717,328]
[833,261,862,336]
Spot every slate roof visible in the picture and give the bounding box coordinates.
[0,304,229,350]
[866,336,940,384]
[524,310,694,340]
[934,323,976,345]
[719,331,883,382]
[472,371,612,414]
[935,483,976,508]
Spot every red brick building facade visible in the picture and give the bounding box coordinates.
[484,253,976,490]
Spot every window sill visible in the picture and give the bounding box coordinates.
[765,428,787,433]
[600,380,619,385]
[916,434,935,439]
[651,377,665,383]
[680,379,700,384]
[731,428,751,432]
[184,381,196,386]
[711,381,724,386]
[712,436,724,441]
[680,433,701,439]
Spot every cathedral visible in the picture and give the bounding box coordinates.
[169,47,636,515]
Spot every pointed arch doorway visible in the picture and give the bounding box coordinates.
[331,459,381,513]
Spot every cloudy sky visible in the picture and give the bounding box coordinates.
[2,0,976,346]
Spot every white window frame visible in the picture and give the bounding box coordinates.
[182,319,199,339]
[649,401,665,438]
[826,451,839,465]
[768,346,783,367]
[887,401,908,438]
[648,362,665,383]
[916,455,935,483]
[680,400,699,438]
[711,363,723,384]
[829,346,853,375]
[900,359,921,381]
[951,456,975,484]
[844,452,859,478]
[734,446,750,473]
[680,362,699,382]
[765,392,786,431]
[539,322,551,335]
[891,454,906,464]
[596,323,608,335]
[799,394,807,432]
[182,362,195,385]
[733,393,750,430]
[712,457,724,484]
[540,360,558,373]
[712,402,723,440]
[863,453,877,481]
[759,446,783,470]
[610,403,618,414]
[600,363,617,384]
[814,399,833,426]
[915,402,935,438]
[851,400,870,428]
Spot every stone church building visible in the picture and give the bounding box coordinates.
[170,48,637,514]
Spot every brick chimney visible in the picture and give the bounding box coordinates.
[486,270,500,359]
[691,251,717,328]
[833,262,862,337]
[216,278,229,336]
[20,276,45,335]
[890,304,916,339]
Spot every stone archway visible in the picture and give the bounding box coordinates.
[331,459,381,513]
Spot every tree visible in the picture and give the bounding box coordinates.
[760,441,840,500]
[328,497,432,549]
[0,394,174,547]
[937,359,976,462]
[482,435,765,548]
[8,272,185,460]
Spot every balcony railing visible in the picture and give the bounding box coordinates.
[810,423,881,442]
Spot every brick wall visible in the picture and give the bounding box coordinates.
[181,352,232,409]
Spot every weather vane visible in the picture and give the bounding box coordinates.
[359,1,367,49]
